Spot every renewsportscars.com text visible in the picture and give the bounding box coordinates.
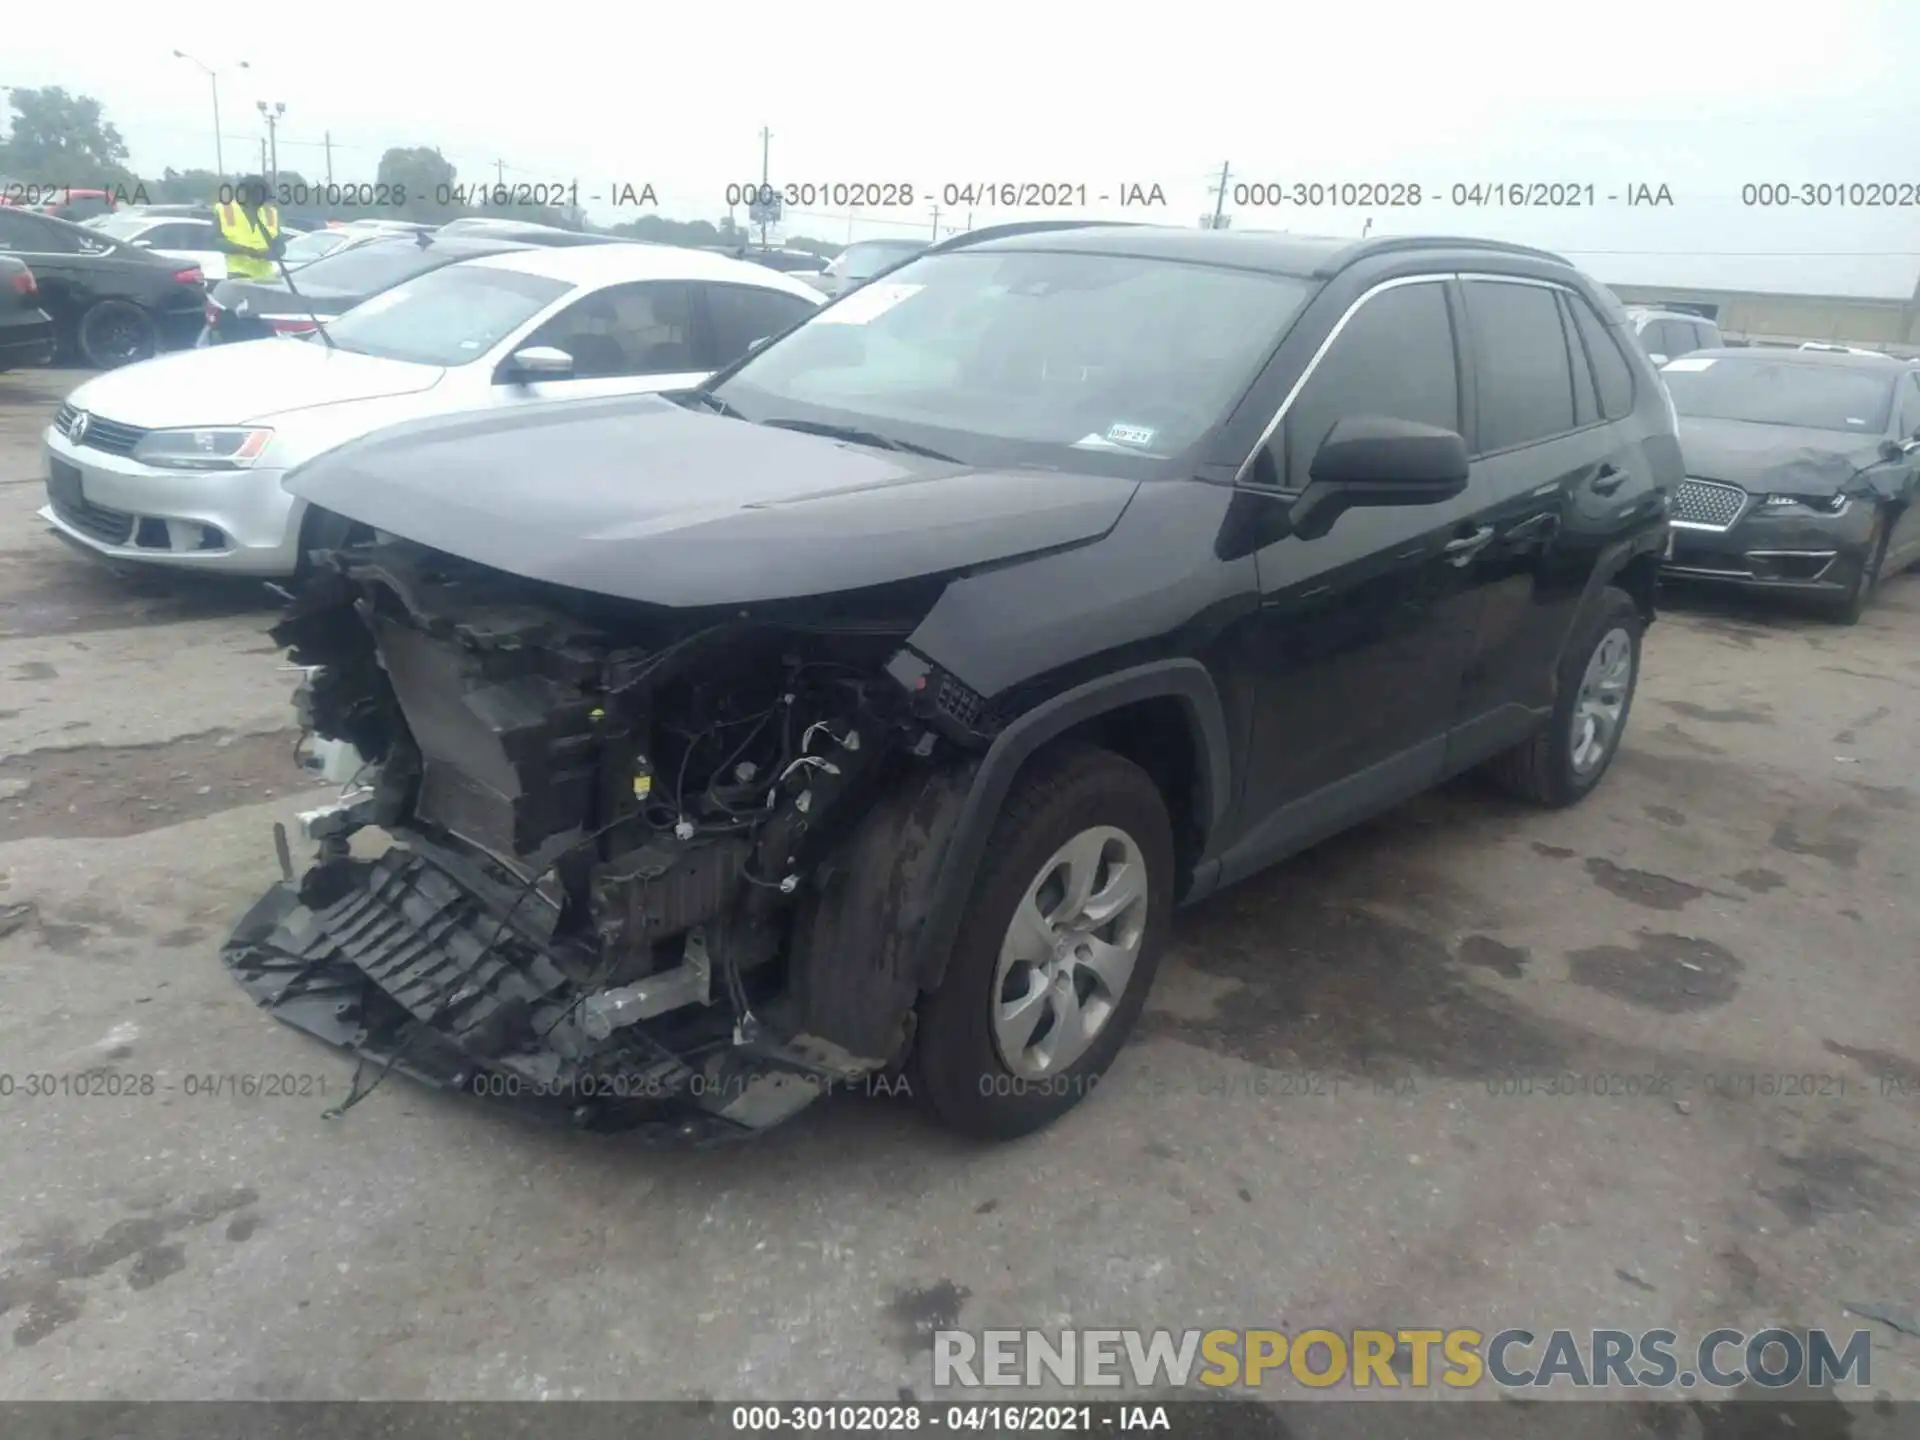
[933,1326,1874,1392]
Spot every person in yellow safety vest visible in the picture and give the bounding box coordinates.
[214,175,285,280]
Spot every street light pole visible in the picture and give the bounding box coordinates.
[172,51,249,177]
[256,99,285,189]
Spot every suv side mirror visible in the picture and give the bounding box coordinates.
[1879,438,1906,463]
[502,345,573,381]
[1289,415,1470,541]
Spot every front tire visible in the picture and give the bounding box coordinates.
[1483,585,1643,808]
[77,300,157,369]
[911,744,1174,1140]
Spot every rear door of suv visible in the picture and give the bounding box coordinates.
[1444,274,1655,769]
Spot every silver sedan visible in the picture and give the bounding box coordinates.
[40,243,824,575]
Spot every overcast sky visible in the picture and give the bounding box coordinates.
[9,0,1918,297]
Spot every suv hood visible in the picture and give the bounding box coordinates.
[284,394,1141,608]
[1677,416,1886,496]
[68,340,445,428]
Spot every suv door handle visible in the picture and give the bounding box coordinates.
[1442,525,1495,565]
[1592,464,1626,496]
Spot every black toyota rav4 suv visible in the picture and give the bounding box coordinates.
[225,224,1679,1143]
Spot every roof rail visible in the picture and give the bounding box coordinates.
[1324,233,1574,275]
[921,218,1150,255]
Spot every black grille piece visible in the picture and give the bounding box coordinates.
[54,402,150,458]
[47,459,135,545]
[1674,478,1749,530]
[935,671,987,730]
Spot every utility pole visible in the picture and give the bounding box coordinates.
[965,210,973,232]
[929,204,941,240]
[172,52,248,177]
[495,159,506,186]
[324,131,333,186]
[256,100,285,188]
[259,137,267,178]
[1208,160,1231,230]
[758,126,772,247]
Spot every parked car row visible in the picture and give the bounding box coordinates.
[0,204,207,366]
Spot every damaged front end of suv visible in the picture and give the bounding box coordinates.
[219,393,1148,1140]
[227,540,993,1138]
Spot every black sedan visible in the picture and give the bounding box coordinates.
[0,206,206,367]
[0,256,56,371]
[200,232,537,344]
[1662,348,1920,622]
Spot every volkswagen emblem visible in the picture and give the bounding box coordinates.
[67,410,89,446]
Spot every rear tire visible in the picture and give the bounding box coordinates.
[1819,509,1888,625]
[77,300,157,369]
[1482,585,1643,808]
[910,744,1174,1140]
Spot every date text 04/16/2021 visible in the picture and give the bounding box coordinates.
[728,1403,1172,1431]
[0,1072,332,1100]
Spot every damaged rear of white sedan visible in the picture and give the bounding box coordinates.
[226,224,1674,1143]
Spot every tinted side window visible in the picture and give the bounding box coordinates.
[1464,280,1576,451]
[1273,280,1459,488]
[0,212,76,254]
[145,222,212,249]
[1567,294,1635,421]
[702,283,818,367]
[523,280,697,378]
[1557,294,1598,428]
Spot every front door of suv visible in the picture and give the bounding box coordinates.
[1221,276,1484,883]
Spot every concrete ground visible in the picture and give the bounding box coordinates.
[1,366,1917,1425]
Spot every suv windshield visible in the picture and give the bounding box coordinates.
[715,249,1314,462]
[325,264,570,366]
[1662,357,1895,433]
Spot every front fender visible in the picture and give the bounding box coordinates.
[906,658,1231,995]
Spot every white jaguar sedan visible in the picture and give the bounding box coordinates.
[40,242,823,575]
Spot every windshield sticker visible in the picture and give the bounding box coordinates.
[816,282,923,326]
[1662,357,1716,371]
[1105,423,1157,448]
[1070,432,1133,451]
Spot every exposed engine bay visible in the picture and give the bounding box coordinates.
[223,538,996,1139]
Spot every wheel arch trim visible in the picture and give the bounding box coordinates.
[908,658,1231,992]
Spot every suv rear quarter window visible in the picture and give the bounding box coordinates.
[1463,279,1576,452]
[1567,294,1635,421]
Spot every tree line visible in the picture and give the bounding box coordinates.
[0,86,843,258]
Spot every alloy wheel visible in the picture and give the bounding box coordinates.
[1570,626,1634,777]
[989,825,1150,1079]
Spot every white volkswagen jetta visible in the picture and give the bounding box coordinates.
[40,243,824,575]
